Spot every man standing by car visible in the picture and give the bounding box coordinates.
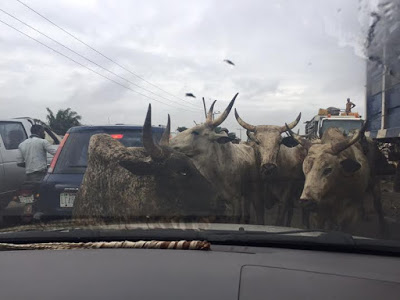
[17,125,57,183]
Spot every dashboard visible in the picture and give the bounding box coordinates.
[1,244,399,299]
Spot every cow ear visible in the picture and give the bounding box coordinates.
[340,158,361,173]
[212,132,234,144]
[119,160,158,175]
[216,136,233,144]
[281,136,299,148]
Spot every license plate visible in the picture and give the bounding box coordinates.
[19,195,34,204]
[60,193,76,208]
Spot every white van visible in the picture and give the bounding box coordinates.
[0,118,60,206]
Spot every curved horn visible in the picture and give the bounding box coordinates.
[280,112,301,133]
[159,114,171,146]
[330,122,367,155]
[206,100,217,123]
[285,123,313,150]
[235,108,256,132]
[143,104,164,159]
[208,93,238,128]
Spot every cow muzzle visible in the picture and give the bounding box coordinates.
[261,163,277,177]
[299,198,318,211]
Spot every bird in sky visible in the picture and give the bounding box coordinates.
[223,59,235,66]
[185,93,196,98]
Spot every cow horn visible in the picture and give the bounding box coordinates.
[143,104,164,159]
[159,114,171,146]
[330,122,367,155]
[285,123,313,150]
[280,112,301,133]
[235,109,256,132]
[207,93,238,128]
[246,130,256,141]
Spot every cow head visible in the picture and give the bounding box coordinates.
[169,93,238,157]
[118,104,219,217]
[235,110,301,178]
[287,125,366,209]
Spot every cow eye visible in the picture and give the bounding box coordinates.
[192,131,199,135]
[322,167,332,176]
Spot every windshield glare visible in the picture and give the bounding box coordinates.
[1,0,400,247]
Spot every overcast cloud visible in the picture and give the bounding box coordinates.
[0,0,375,135]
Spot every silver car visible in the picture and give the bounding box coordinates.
[0,117,60,206]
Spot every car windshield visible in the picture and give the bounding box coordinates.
[1,0,400,251]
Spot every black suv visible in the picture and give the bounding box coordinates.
[37,125,164,220]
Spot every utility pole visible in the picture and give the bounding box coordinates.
[237,128,243,140]
[212,111,221,121]
[202,97,207,121]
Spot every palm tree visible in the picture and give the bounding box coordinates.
[177,126,188,132]
[46,108,82,135]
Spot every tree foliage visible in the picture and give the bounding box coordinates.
[177,126,188,132]
[46,107,82,135]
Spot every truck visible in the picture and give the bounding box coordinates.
[365,1,400,191]
[305,108,364,139]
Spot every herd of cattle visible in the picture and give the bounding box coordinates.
[72,93,387,237]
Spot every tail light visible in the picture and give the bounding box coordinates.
[48,133,69,173]
[110,134,124,139]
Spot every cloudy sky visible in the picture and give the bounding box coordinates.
[0,0,376,136]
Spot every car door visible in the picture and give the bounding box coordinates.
[0,121,28,194]
[0,137,6,196]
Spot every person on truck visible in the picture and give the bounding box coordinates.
[345,98,356,115]
[16,125,57,183]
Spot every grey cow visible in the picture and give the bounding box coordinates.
[235,110,306,226]
[170,93,263,224]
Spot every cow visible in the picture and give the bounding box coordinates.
[287,125,386,236]
[169,93,263,224]
[72,105,219,223]
[234,110,306,226]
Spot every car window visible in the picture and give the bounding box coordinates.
[0,122,27,150]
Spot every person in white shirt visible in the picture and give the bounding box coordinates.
[17,125,57,183]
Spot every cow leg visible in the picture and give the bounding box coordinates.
[285,195,294,227]
[302,208,310,228]
[242,196,250,224]
[247,177,264,225]
[370,180,388,238]
[285,184,300,227]
[275,186,292,226]
[253,192,264,225]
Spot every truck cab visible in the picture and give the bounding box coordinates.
[305,109,364,139]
